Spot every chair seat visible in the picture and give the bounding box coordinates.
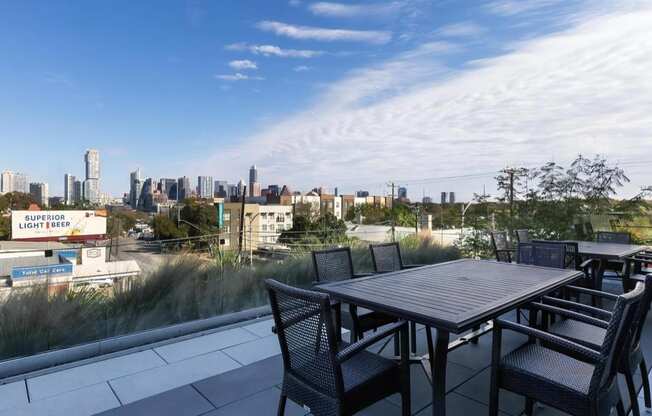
[501,344,594,396]
[341,344,398,392]
[548,319,606,349]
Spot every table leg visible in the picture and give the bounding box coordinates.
[431,330,450,416]
[594,260,606,308]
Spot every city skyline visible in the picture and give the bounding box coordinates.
[0,1,650,199]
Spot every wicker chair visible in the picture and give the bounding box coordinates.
[369,242,424,351]
[312,248,397,344]
[517,241,566,269]
[531,240,597,290]
[266,279,411,416]
[515,229,531,244]
[491,231,515,263]
[537,275,652,416]
[490,281,646,416]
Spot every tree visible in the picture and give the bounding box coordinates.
[152,215,187,240]
[279,212,347,245]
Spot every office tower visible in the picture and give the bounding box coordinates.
[30,183,49,207]
[267,184,280,197]
[177,176,191,200]
[237,179,246,198]
[228,184,238,199]
[159,178,176,198]
[2,171,29,194]
[398,187,407,199]
[129,169,142,208]
[440,192,447,205]
[73,180,83,203]
[356,190,369,198]
[248,165,260,197]
[84,149,100,203]
[64,174,76,205]
[214,180,228,198]
[138,178,155,210]
[449,192,456,204]
[197,176,213,199]
[1,171,13,193]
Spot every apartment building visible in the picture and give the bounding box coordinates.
[223,203,293,251]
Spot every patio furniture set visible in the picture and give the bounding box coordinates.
[266,234,652,416]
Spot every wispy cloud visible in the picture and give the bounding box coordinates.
[293,65,311,72]
[226,43,323,58]
[437,21,486,38]
[256,20,392,44]
[228,59,258,70]
[215,73,264,81]
[308,2,404,18]
[485,0,565,16]
[205,2,652,197]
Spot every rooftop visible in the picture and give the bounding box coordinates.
[0,279,648,416]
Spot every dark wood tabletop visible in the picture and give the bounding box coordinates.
[569,241,648,260]
[316,258,582,333]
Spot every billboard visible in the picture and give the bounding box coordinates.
[11,263,74,280]
[12,210,107,241]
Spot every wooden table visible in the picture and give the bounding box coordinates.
[317,259,583,416]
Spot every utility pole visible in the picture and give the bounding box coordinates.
[238,185,247,257]
[388,182,396,242]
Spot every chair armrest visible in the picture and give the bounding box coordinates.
[353,273,375,278]
[579,258,595,269]
[532,301,610,329]
[336,321,406,363]
[494,319,601,363]
[565,285,619,301]
[541,296,612,320]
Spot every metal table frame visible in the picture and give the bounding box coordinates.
[317,259,583,416]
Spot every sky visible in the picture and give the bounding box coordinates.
[0,0,651,201]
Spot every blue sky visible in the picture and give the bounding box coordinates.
[1,0,650,200]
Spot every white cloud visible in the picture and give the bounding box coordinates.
[226,43,323,58]
[205,2,652,198]
[228,60,258,70]
[308,2,403,18]
[256,20,392,44]
[485,0,565,16]
[293,65,311,72]
[437,21,486,38]
[215,73,264,81]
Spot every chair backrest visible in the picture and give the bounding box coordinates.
[533,240,580,270]
[369,242,403,273]
[517,242,566,269]
[266,279,343,398]
[596,232,631,245]
[491,231,512,262]
[312,247,355,283]
[589,282,645,395]
[629,275,652,351]
[515,229,531,244]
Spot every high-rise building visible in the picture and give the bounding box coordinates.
[84,149,100,203]
[159,178,177,199]
[1,171,13,194]
[129,169,142,208]
[177,176,191,200]
[449,192,456,204]
[267,184,280,197]
[214,180,228,198]
[64,174,75,205]
[440,192,447,205]
[197,176,213,199]
[29,182,49,207]
[228,184,239,199]
[398,187,407,199]
[248,165,260,197]
[237,179,246,198]
[73,180,83,203]
[138,178,155,210]
[1,171,29,194]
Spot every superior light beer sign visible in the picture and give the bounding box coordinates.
[11,210,107,241]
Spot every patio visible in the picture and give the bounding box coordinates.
[0,279,649,416]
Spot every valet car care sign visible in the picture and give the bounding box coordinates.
[11,210,107,240]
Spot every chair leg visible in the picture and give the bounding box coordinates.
[625,369,641,416]
[616,399,625,416]
[410,321,417,354]
[277,394,287,416]
[394,333,400,356]
[640,359,651,408]
[525,398,534,415]
[516,308,521,324]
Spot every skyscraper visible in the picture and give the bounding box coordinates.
[249,165,260,197]
[73,180,83,203]
[84,149,100,203]
[64,174,75,205]
[1,171,29,194]
[237,179,246,198]
[449,192,456,204]
[1,171,13,194]
[30,183,49,207]
[130,169,142,208]
[214,180,228,198]
[177,176,191,200]
[197,176,213,199]
[440,192,447,204]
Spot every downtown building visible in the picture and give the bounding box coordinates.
[64,174,76,205]
[197,176,213,199]
[29,182,49,207]
[83,149,100,203]
[1,171,29,194]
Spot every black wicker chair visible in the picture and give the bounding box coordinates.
[490,281,646,416]
[491,231,515,263]
[369,242,425,351]
[537,275,652,416]
[515,229,531,244]
[517,241,566,269]
[532,240,597,290]
[312,248,397,344]
[266,279,411,416]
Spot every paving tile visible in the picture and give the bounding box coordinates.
[453,366,525,416]
[0,382,120,416]
[154,327,257,363]
[241,318,275,338]
[386,361,476,411]
[203,387,307,416]
[95,385,214,416]
[0,381,28,411]
[194,355,283,408]
[414,392,511,416]
[222,334,281,366]
[109,350,240,404]
[27,350,165,401]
